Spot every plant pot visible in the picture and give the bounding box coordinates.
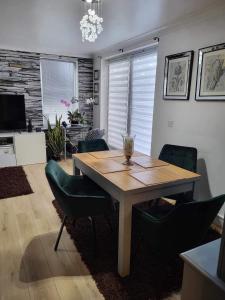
[71,120,79,125]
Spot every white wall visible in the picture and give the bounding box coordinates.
[0,0,92,58]
[96,4,225,221]
[151,7,225,220]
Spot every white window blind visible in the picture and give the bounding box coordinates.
[41,59,78,125]
[108,59,130,149]
[107,49,157,155]
[130,52,157,154]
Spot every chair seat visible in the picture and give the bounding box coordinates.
[62,175,109,198]
[134,199,174,220]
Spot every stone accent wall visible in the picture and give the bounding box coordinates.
[78,58,94,126]
[0,49,93,128]
[0,49,42,127]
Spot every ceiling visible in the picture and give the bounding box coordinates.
[0,0,222,57]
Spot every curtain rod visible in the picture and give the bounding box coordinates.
[104,38,159,61]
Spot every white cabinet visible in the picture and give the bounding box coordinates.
[181,240,225,300]
[0,132,46,167]
[0,145,16,167]
[14,132,46,165]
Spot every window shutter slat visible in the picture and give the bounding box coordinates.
[130,51,157,155]
[107,49,157,154]
[108,59,130,148]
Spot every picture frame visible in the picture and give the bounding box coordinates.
[94,70,100,81]
[196,43,225,101]
[94,94,99,105]
[94,82,99,93]
[163,51,194,100]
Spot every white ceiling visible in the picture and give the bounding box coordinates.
[0,0,222,57]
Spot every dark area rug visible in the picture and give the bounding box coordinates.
[53,200,220,300]
[0,166,33,199]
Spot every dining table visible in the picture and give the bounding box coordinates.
[73,150,200,277]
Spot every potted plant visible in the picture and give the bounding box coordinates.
[67,109,86,125]
[46,115,65,161]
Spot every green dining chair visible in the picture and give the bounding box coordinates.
[159,144,198,204]
[45,160,114,252]
[74,139,109,175]
[133,195,225,258]
[78,138,109,153]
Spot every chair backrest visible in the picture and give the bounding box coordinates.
[45,160,80,217]
[45,160,69,197]
[85,128,105,141]
[159,144,197,172]
[78,138,109,153]
[159,195,225,255]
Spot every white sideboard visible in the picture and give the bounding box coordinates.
[0,132,46,167]
[181,239,225,300]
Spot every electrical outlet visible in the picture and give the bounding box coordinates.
[168,121,174,128]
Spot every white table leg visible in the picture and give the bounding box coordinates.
[118,197,132,277]
[73,158,80,175]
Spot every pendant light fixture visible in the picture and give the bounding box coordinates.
[80,0,103,42]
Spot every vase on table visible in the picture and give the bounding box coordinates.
[122,134,135,166]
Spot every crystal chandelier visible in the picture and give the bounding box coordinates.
[80,0,103,42]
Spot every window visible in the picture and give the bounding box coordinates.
[107,49,157,155]
[41,59,78,125]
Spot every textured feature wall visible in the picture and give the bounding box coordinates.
[0,49,93,128]
[0,49,42,127]
[78,58,94,126]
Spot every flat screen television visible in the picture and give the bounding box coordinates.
[0,95,26,130]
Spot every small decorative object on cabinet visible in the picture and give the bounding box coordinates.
[122,134,135,166]
[27,118,33,132]
[163,51,194,100]
[196,42,225,101]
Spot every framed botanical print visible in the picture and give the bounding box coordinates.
[196,43,225,101]
[94,82,99,93]
[94,94,99,105]
[94,70,100,81]
[163,51,194,100]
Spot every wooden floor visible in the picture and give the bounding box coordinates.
[0,160,180,300]
[0,160,104,300]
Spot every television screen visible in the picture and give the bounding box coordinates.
[0,95,26,130]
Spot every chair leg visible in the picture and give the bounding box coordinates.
[72,218,77,228]
[54,216,67,251]
[133,234,143,262]
[90,217,97,255]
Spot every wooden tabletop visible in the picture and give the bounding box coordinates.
[73,151,200,193]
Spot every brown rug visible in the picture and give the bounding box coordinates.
[53,201,220,300]
[0,166,33,199]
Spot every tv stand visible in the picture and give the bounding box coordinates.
[0,132,46,167]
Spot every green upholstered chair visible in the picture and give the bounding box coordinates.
[133,195,225,258]
[74,139,109,175]
[45,160,114,251]
[77,138,109,153]
[158,144,198,204]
